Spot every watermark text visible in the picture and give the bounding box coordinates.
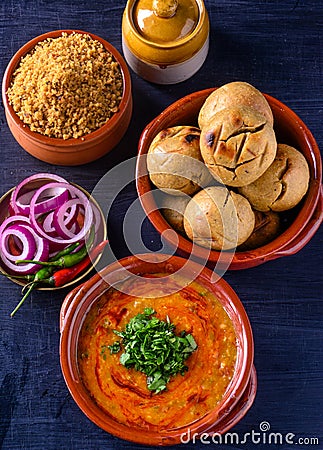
[181,421,320,446]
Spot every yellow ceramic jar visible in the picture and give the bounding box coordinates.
[122,0,209,84]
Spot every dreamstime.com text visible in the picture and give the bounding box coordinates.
[181,421,320,446]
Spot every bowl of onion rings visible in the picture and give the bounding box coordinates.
[0,172,107,316]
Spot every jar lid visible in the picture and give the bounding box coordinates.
[132,0,200,44]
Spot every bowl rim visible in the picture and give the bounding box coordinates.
[59,253,255,445]
[136,87,322,270]
[1,29,132,149]
[0,180,107,291]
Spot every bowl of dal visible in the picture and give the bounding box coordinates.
[60,253,256,445]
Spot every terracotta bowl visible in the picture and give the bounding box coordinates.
[2,30,132,166]
[60,253,256,446]
[136,88,322,270]
[0,179,107,290]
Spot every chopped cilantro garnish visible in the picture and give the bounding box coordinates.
[108,308,197,394]
[107,341,121,354]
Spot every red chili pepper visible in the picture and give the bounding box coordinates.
[46,239,109,287]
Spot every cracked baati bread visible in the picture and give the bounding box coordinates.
[200,106,277,187]
[198,81,274,130]
[238,210,281,250]
[183,186,255,250]
[147,126,213,196]
[238,144,310,212]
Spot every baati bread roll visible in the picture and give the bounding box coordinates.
[238,144,310,211]
[147,126,213,196]
[183,186,255,250]
[160,193,191,235]
[198,81,274,129]
[200,106,277,187]
[238,210,281,250]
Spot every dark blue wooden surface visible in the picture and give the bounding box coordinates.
[0,1,322,449]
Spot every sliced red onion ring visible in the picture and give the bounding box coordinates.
[42,211,56,236]
[52,199,80,239]
[0,222,49,275]
[15,186,69,216]
[0,215,31,236]
[10,173,67,215]
[1,175,102,277]
[40,203,81,239]
[1,224,36,262]
[29,182,93,245]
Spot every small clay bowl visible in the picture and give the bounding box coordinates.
[136,88,322,270]
[2,30,132,166]
[0,179,107,290]
[59,253,256,446]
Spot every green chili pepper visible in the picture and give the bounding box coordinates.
[11,264,61,317]
[10,228,96,317]
[0,273,34,282]
[15,247,87,268]
[16,229,95,269]
[10,282,35,318]
[2,242,80,287]
[39,239,109,288]
[48,242,80,261]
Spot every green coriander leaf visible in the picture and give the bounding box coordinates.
[107,308,198,393]
[120,352,131,365]
[108,341,121,354]
[186,333,198,350]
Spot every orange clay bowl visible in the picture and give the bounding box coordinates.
[2,30,132,166]
[136,88,322,270]
[59,253,256,446]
